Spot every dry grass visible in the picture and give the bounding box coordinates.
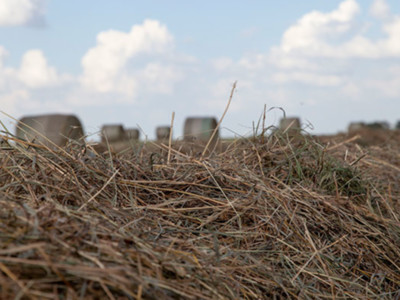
[0,129,399,299]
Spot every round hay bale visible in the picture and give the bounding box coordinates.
[279,117,301,134]
[16,114,84,147]
[348,122,365,133]
[366,121,390,130]
[125,128,140,140]
[156,126,171,141]
[101,125,125,143]
[184,117,218,143]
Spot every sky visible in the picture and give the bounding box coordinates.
[0,0,399,140]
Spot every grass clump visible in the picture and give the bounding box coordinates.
[249,132,368,198]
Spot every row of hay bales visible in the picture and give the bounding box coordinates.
[14,114,400,149]
[101,117,221,146]
[13,113,304,149]
[13,114,222,147]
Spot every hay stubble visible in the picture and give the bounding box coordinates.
[0,130,399,299]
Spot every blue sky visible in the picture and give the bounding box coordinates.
[1,0,399,140]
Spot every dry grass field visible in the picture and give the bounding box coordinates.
[0,128,399,299]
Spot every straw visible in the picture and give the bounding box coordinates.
[0,123,400,299]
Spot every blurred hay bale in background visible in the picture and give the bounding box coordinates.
[125,128,140,141]
[183,117,219,154]
[16,114,84,147]
[101,124,125,144]
[184,117,218,142]
[156,126,171,141]
[348,122,366,133]
[279,117,301,137]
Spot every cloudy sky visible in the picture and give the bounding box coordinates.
[0,0,399,140]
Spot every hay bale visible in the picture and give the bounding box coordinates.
[183,117,218,143]
[366,121,390,130]
[125,128,140,141]
[349,121,390,133]
[16,114,84,147]
[156,126,171,141]
[279,117,301,135]
[101,125,125,144]
[348,122,366,133]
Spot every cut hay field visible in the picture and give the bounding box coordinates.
[0,129,399,299]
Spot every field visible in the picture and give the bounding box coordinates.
[0,128,399,299]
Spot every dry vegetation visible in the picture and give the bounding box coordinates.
[0,128,400,299]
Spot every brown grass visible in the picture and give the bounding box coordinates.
[0,129,399,299]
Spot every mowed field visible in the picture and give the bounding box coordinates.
[0,129,399,299]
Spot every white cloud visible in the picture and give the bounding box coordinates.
[18,50,59,88]
[0,0,46,27]
[0,47,66,90]
[0,89,29,116]
[80,19,175,96]
[380,16,400,55]
[280,0,360,55]
[256,0,400,89]
[272,71,343,86]
[0,46,75,128]
[275,0,400,59]
[370,0,390,20]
